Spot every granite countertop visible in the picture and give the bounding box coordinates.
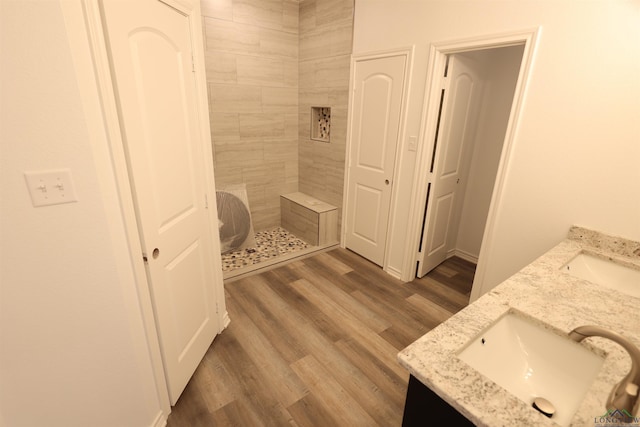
[398,226,640,426]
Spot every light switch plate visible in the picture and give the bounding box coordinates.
[408,136,417,152]
[24,169,78,207]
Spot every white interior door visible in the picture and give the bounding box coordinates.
[345,54,407,266]
[101,0,220,404]
[418,55,482,276]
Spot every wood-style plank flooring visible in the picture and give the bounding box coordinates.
[166,248,475,427]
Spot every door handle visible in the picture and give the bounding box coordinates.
[385,179,390,185]
[143,248,160,263]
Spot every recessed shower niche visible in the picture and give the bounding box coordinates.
[311,106,331,142]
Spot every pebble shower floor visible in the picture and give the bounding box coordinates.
[220,227,309,272]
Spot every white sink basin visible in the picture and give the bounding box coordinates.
[457,312,604,426]
[562,252,640,298]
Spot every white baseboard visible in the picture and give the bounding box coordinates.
[447,248,478,264]
[384,265,403,280]
[223,311,231,329]
[151,411,167,427]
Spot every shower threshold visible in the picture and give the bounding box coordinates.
[221,227,338,282]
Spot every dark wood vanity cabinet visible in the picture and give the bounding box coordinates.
[402,375,475,426]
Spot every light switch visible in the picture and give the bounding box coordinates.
[408,136,417,152]
[24,169,78,207]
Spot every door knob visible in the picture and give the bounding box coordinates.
[385,179,390,185]
[152,248,160,259]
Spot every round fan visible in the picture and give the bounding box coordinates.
[216,190,251,253]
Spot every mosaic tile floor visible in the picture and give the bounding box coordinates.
[220,227,310,272]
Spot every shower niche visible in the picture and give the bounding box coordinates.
[310,106,331,142]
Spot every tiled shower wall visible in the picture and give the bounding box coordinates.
[202,0,353,233]
[298,0,353,231]
[202,0,299,231]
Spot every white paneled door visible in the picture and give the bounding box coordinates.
[101,0,220,404]
[418,55,481,276]
[345,54,407,266]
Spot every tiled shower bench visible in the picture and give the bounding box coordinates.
[280,192,338,247]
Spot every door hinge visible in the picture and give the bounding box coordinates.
[191,54,195,73]
[142,252,148,263]
[205,193,209,209]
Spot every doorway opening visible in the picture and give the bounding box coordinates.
[418,45,524,276]
[410,29,540,300]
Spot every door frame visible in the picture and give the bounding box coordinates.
[341,47,414,274]
[402,29,541,300]
[78,0,229,414]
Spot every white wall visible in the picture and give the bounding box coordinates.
[355,0,640,293]
[0,1,164,426]
[455,47,523,260]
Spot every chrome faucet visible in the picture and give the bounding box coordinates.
[569,326,640,420]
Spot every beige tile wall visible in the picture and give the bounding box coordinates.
[202,0,299,231]
[298,0,354,231]
[202,0,353,234]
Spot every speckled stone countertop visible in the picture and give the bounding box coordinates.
[398,226,640,426]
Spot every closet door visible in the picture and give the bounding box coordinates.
[418,55,481,276]
[101,0,220,404]
[345,54,407,266]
